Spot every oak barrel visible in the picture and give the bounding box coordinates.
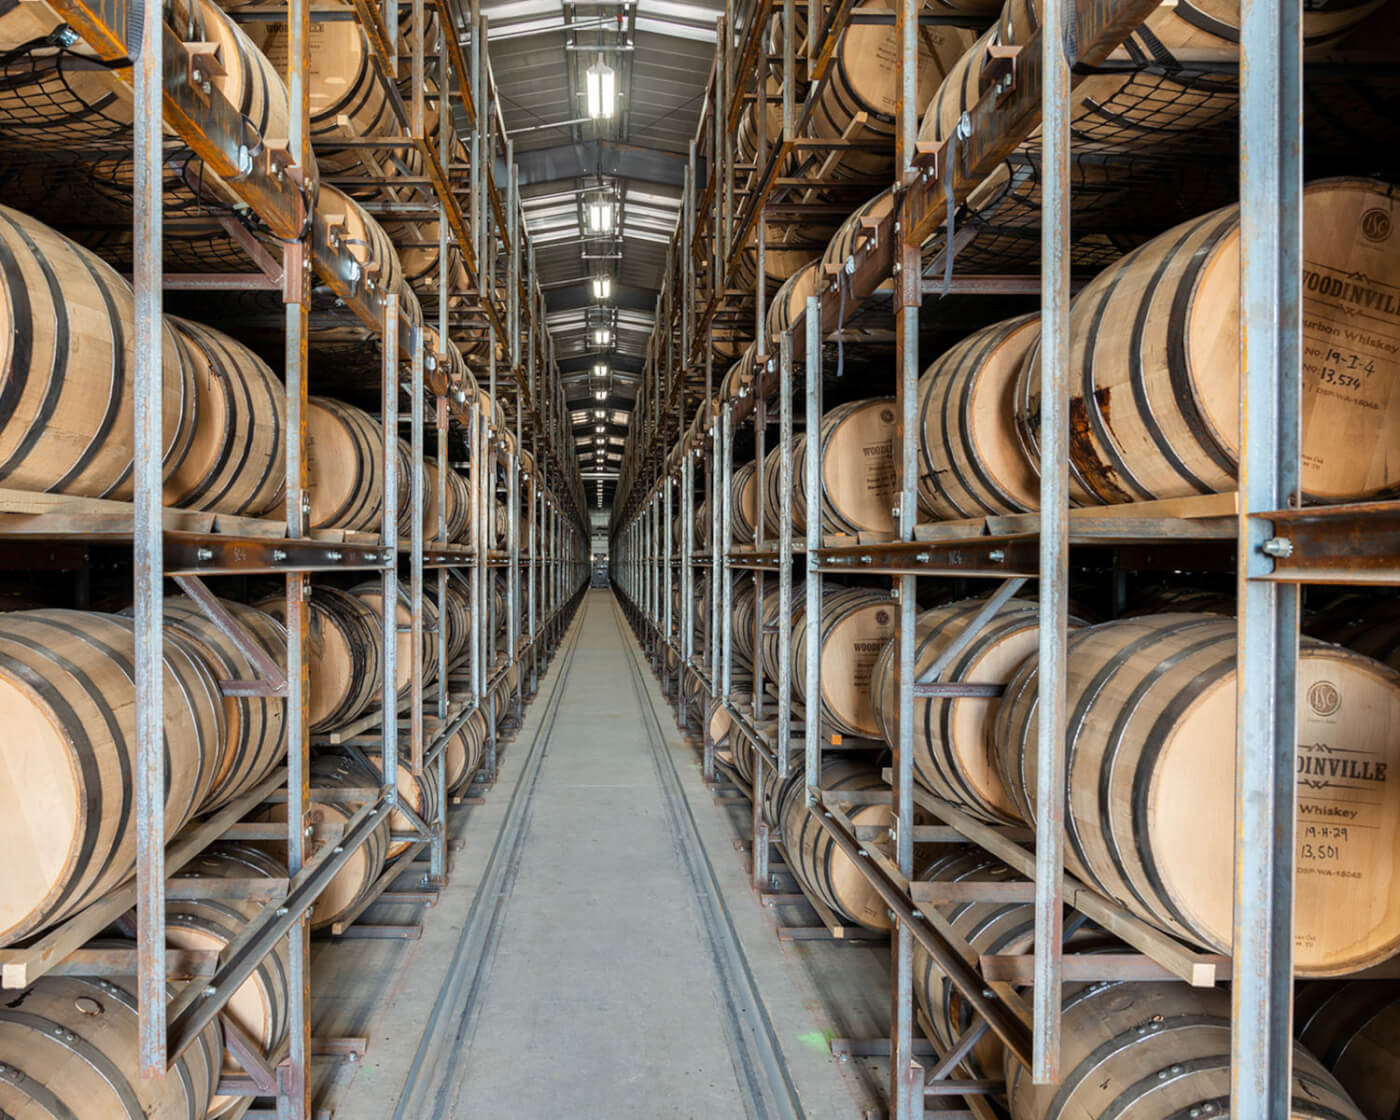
[0,960,223,1120]
[308,396,385,531]
[821,188,896,277]
[777,761,906,930]
[0,610,223,946]
[731,461,759,544]
[260,752,390,931]
[362,749,441,859]
[429,577,471,665]
[1007,981,1364,1120]
[444,708,488,794]
[806,0,974,180]
[994,613,1400,975]
[1305,595,1400,671]
[163,596,288,812]
[916,314,1041,519]
[165,317,287,517]
[349,582,440,698]
[759,584,897,739]
[1015,179,1400,505]
[255,585,384,732]
[767,258,821,343]
[1296,980,1400,1120]
[913,850,1115,1083]
[151,844,290,1119]
[316,183,417,326]
[762,397,899,537]
[0,205,197,499]
[872,596,1060,825]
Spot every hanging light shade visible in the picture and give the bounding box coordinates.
[586,57,617,119]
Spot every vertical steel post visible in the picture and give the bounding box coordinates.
[1032,0,1072,1083]
[1233,1,1302,1115]
[776,329,793,782]
[281,0,313,1106]
[803,296,823,805]
[410,332,426,776]
[720,404,734,702]
[133,0,165,1076]
[381,298,401,804]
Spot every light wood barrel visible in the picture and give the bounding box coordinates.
[822,188,896,276]
[0,960,223,1120]
[762,397,899,537]
[730,580,759,668]
[872,597,1058,824]
[0,0,287,154]
[444,708,488,794]
[349,582,440,698]
[732,221,827,291]
[994,612,1400,975]
[916,315,1040,519]
[921,2,1384,154]
[0,610,223,947]
[255,585,384,732]
[913,849,1116,1083]
[261,752,389,931]
[731,461,759,544]
[362,750,441,859]
[316,183,415,321]
[719,347,759,404]
[777,760,902,929]
[164,317,287,517]
[767,258,821,342]
[427,462,471,541]
[806,0,974,180]
[155,844,290,1119]
[1296,980,1400,1120]
[1015,178,1400,505]
[163,596,288,812]
[307,396,384,531]
[1006,982,1365,1120]
[247,0,421,182]
[428,577,471,665]
[386,219,469,298]
[759,584,896,739]
[0,205,197,499]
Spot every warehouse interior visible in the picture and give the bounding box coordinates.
[0,0,1397,1118]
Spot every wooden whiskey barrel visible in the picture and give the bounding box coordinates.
[163,596,288,812]
[362,749,441,859]
[871,597,1060,824]
[921,2,1385,154]
[429,578,471,665]
[913,849,1117,1084]
[762,397,899,537]
[1296,980,1400,1120]
[807,0,975,180]
[0,961,223,1120]
[246,0,423,182]
[916,315,1041,519]
[254,585,384,732]
[0,205,197,499]
[777,760,903,929]
[260,752,389,931]
[822,188,896,276]
[426,462,471,541]
[730,580,759,668]
[444,708,488,794]
[731,461,759,544]
[307,396,384,532]
[719,347,759,404]
[0,0,287,154]
[1005,982,1365,1120]
[164,317,286,517]
[994,613,1400,975]
[1015,179,1400,505]
[0,610,222,947]
[386,219,469,298]
[759,584,897,739]
[315,183,413,318]
[153,844,290,1119]
[732,221,827,291]
[348,582,440,698]
[767,258,821,342]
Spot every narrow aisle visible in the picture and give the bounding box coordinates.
[426,589,765,1118]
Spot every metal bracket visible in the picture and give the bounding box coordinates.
[173,575,289,697]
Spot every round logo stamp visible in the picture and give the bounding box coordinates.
[1361,208,1393,244]
[1308,680,1341,717]
[875,609,891,626]
[880,408,895,424]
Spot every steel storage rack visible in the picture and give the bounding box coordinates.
[612,1,1400,1118]
[0,0,588,1113]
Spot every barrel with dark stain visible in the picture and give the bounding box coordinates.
[1296,980,1400,1120]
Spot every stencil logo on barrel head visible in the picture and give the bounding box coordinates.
[1361,208,1393,244]
[875,609,891,626]
[879,408,895,424]
[1308,680,1342,717]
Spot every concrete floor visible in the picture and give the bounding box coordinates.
[314,590,889,1119]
